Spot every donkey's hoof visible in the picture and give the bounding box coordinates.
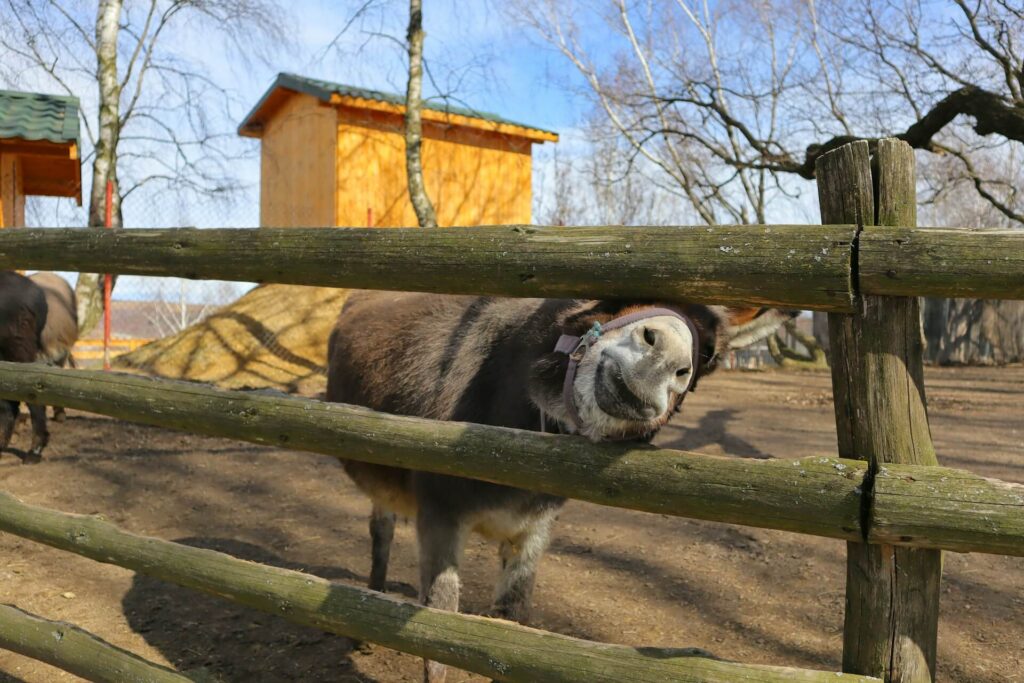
[350,638,374,654]
[22,449,43,465]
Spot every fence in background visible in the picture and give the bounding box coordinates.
[1,139,1023,682]
[25,189,256,365]
[22,273,251,367]
[81,276,250,340]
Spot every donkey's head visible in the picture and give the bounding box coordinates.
[530,302,794,442]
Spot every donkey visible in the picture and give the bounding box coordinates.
[326,291,791,682]
[29,272,79,422]
[0,271,49,462]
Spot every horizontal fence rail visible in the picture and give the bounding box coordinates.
[0,492,878,683]
[0,363,865,541]
[0,604,194,683]
[2,363,1022,557]
[0,225,856,311]
[859,227,1024,300]
[870,464,1024,555]
[2,226,1023,309]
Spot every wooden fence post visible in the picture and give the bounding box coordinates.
[817,138,942,682]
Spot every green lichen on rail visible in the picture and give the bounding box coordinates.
[0,225,856,311]
[0,363,865,542]
[0,492,878,683]
[5,364,1024,557]
[870,463,1024,556]
[859,227,1024,300]
[0,603,196,683]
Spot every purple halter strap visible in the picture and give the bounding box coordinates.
[553,307,700,434]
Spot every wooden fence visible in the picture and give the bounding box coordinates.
[0,138,1021,682]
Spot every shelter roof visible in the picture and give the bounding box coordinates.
[238,73,558,143]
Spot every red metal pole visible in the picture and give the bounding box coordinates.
[102,181,113,370]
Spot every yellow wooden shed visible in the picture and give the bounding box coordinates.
[238,73,557,228]
[0,89,82,228]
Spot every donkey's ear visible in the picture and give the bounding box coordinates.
[720,308,799,349]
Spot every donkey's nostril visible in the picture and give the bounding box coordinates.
[643,327,657,346]
[676,367,690,377]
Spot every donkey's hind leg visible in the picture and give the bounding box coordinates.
[368,504,396,592]
[492,510,558,624]
[417,508,467,683]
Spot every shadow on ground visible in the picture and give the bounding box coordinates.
[122,537,414,683]
[660,408,770,458]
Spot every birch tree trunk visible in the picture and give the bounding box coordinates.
[75,0,124,335]
[404,0,438,228]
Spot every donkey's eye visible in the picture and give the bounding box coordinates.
[643,327,656,346]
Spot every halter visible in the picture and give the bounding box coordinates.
[551,308,700,434]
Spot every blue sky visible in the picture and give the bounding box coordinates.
[259,1,585,134]
[172,0,820,228]
[13,0,827,231]
[202,1,586,143]
[14,0,598,229]
[14,0,604,301]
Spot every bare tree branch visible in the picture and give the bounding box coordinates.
[508,0,1024,225]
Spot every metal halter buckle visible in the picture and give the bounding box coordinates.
[568,322,603,362]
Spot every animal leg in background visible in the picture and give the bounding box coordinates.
[26,403,49,463]
[368,505,396,592]
[1,400,50,463]
[417,508,466,683]
[492,514,557,624]
[52,354,76,422]
[0,400,17,454]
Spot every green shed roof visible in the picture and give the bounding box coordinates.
[239,72,557,139]
[0,89,80,145]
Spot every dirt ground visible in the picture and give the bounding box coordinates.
[1,366,1021,682]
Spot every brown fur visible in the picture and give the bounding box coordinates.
[29,272,79,423]
[29,272,78,366]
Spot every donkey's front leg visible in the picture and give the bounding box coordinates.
[492,511,557,624]
[417,508,466,683]
[368,504,396,592]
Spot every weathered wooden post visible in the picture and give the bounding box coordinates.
[817,138,941,682]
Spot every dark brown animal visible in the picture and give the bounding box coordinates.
[0,271,49,462]
[327,291,791,682]
[29,272,79,421]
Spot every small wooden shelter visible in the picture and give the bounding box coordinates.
[0,89,82,228]
[238,73,557,228]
